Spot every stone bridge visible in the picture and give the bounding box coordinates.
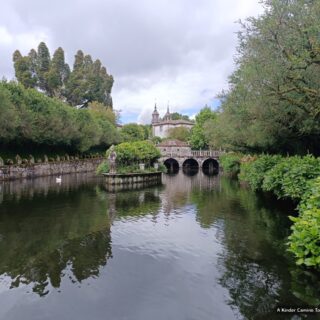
[157,139,223,174]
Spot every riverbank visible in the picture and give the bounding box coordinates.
[0,158,104,181]
[220,153,320,270]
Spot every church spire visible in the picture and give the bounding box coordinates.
[152,101,159,124]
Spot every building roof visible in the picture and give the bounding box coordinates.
[157,139,190,147]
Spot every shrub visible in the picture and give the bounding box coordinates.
[262,155,320,200]
[288,177,320,269]
[220,153,242,175]
[239,154,282,190]
[96,161,109,174]
[106,141,161,167]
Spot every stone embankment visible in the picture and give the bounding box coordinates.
[103,172,162,191]
[0,158,104,181]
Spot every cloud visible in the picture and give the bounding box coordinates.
[0,0,263,122]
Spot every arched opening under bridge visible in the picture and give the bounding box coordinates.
[164,158,179,174]
[202,158,219,175]
[182,158,199,176]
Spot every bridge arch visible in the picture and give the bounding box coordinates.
[163,158,179,174]
[182,158,199,175]
[202,158,219,175]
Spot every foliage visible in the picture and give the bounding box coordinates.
[0,81,120,152]
[166,126,190,142]
[220,153,242,175]
[106,141,160,166]
[239,154,282,190]
[13,43,113,108]
[262,155,320,200]
[120,123,146,142]
[205,0,320,155]
[170,112,190,121]
[151,136,162,145]
[288,177,320,269]
[96,161,110,174]
[190,106,216,149]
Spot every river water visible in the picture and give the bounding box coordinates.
[0,172,319,320]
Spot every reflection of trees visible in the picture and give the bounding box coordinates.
[0,173,104,204]
[0,183,112,296]
[192,176,320,319]
[106,187,162,220]
[0,182,162,296]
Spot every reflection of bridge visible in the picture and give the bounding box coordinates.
[159,147,223,174]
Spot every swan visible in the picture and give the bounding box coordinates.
[56,176,62,183]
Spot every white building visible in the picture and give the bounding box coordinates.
[151,104,194,138]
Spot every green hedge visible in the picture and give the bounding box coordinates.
[288,177,320,269]
[237,153,320,269]
[262,155,320,200]
[239,154,282,190]
[0,81,120,152]
[220,153,242,175]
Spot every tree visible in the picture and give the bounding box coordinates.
[120,123,146,142]
[170,112,190,121]
[88,101,117,125]
[207,0,320,155]
[167,126,190,142]
[12,44,114,109]
[12,50,37,88]
[37,42,51,93]
[0,81,119,153]
[190,106,216,149]
[47,47,69,97]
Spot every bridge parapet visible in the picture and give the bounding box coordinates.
[190,150,222,157]
[160,150,223,158]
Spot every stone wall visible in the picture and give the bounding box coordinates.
[0,158,104,181]
[103,172,162,191]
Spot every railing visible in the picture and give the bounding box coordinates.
[160,150,223,158]
[190,150,222,157]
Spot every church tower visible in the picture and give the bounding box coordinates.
[152,103,160,124]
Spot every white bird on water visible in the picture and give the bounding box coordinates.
[56,176,62,183]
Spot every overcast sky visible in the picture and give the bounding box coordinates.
[0,0,263,123]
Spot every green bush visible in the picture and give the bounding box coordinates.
[220,153,242,175]
[239,154,282,190]
[288,177,320,269]
[262,155,320,200]
[96,161,109,174]
[107,141,161,166]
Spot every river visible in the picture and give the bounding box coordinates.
[0,172,319,320]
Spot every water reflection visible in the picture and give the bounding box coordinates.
[0,172,320,320]
[0,174,163,297]
[191,177,320,318]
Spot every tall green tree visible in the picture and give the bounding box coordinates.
[208,0,320,155]
[167,126,190,142]
[12,50,37,88]
[12,44,114,108]
[47,47,69,97]
[120,123,146,142]
[36,42,51,93]
[190,106,216,149]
